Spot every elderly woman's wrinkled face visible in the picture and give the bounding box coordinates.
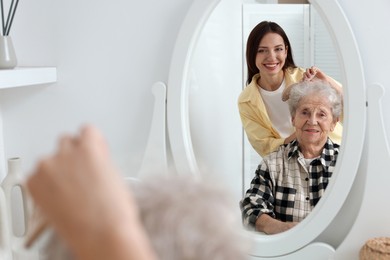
[292,94,338,147]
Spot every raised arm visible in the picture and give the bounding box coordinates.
[302,66,343,98]
[26,125,157,260]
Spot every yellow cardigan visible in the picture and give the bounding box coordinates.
[238,67,343,157]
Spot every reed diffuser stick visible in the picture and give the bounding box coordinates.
[0,0,4,35]
[4,0,14,35]
[5,0,19,35]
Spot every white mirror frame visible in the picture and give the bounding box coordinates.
[167,0,366,257]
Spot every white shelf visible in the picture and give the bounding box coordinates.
[0,67,57,89]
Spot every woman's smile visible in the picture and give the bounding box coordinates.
[263,62,280,71]
[304,128,320,133]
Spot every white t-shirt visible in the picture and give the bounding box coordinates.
[259,80,295,138]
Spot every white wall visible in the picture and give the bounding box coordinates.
[339,0,390,134]
[333,0,390,258]
[1,0,390,258]
[0,0,193,178]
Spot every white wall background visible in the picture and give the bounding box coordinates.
[339,0,390,132]
[334,0,390,258]
[0,0,389,259]
[0,0,193,178]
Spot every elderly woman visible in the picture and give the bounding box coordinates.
[240,80,342,235]
[32,175,248,260]
[26,126,249,260]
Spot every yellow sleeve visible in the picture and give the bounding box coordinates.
[329,122,343,145]
[239,102,284,157]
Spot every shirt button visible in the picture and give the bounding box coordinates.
[306,197,310,201]
[305,177,309,181]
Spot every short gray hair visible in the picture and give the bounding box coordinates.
[287,80,342,119]
[38,175,249,260]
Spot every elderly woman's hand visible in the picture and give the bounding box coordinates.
[26,125,157,260]
[255,214,298,235]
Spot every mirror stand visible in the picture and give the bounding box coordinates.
[130,83,389,260]
[333,84,390,258]
[167,0,367,258]
[247,242,334,260]
[131,82,168,180]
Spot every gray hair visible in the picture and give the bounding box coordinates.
[287,80,342,119]
[38,175,249,260]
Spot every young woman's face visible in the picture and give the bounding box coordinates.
[255,33,288,76]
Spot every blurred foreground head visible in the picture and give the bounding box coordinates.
[39,174,250,260]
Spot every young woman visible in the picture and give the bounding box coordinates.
[238,21,343,157]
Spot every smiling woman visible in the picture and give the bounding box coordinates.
[238,20,343,159]
[240,80,342,235]
[167,0,366,258]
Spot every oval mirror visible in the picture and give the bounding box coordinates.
[167,0,366,257]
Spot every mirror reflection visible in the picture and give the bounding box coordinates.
[240,79,343,234]
[187,1,343,234]
[241,3,343,192]
[238,15,344,233]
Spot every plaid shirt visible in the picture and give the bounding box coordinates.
[240,138,339,229]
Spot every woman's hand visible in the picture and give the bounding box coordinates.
[302,66,343,98]
[255,214,298,235]
[26,125,157,260]
[302,66,323,82]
